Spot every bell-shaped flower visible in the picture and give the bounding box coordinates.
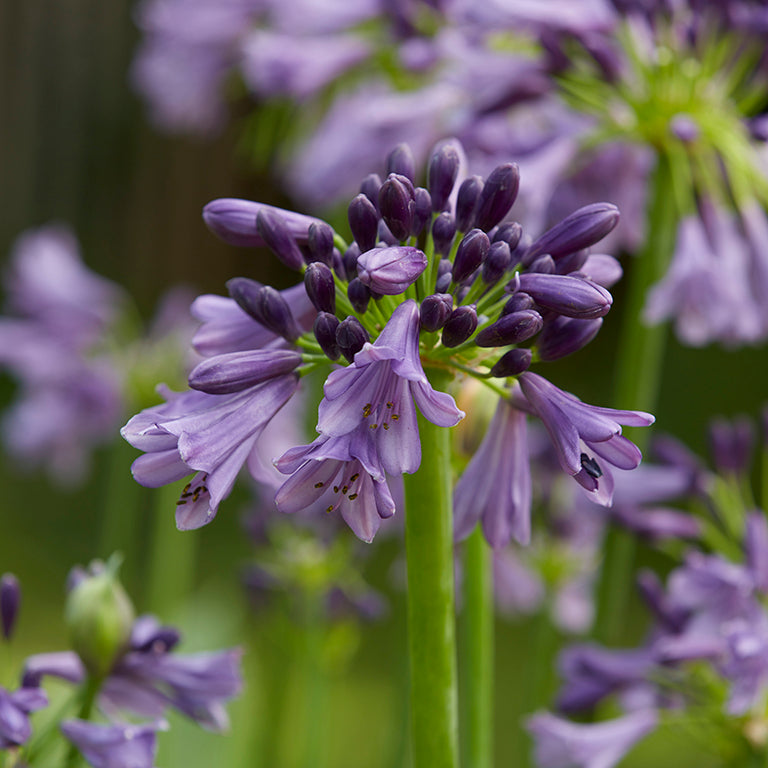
[518,373,654,505]
[274,423,396,543]
[317,300,464,476]
[454,399,531,547]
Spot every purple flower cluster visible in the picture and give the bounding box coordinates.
[124,141,653,545]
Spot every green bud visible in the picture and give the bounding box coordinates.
[65,556,135,678]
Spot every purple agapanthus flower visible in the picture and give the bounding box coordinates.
[527,709,657,768]
[24,614,242,731]
[61,719,166,768]
[517,372,654,505]
[0,685,48,749]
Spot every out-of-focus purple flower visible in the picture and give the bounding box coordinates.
[1,573,21,641]
[518,372,654,505]
[317,300,464,476]
[708,415,754,476]
[454,399,531,547]
[61,718,165,768]
[526,709,657,768]
[0,686,48,748]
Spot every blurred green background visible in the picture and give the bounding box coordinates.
[0,2,766,766]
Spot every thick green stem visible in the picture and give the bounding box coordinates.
[144,481,199,616]
[460,527,493,768]
[594,152,679,644]
[403,368,460,768]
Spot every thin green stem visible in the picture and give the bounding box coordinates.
[144,481,199,616]
[64,676,102,768]
[403,367,459,768]
[594,152,680,644]
[459,527,493,768]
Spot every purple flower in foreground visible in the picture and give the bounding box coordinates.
[454,399,531,547]
[527,710,657,768]
[317,300,464,476]
[0,686,48,748]
[518,373,654,505]
[61,719,165,768]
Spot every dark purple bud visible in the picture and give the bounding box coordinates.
[307,222,335,266]
[528,254,556,274]
[189,349,303,394]
[304,262,336,314]
[455,176,483,232]
[493,221,523,251]
[348,194,379,253]
[537,316,603,361]
[428,143,461,211]
[255,209,305,271]
[202,198,321,248]
[453,229,490,284]
[437,259,453,279]
[379,176,414,242]
[523,203,620,266]
[482,241,512,285]
[386,143,416,182]
[331,247,346,281]
[502,292,534,315]
[556,249,589,274]
[1,574,20,640]
[490,348,532,377]
[432,213,456,256]
[336,316,370,362]
[517,273,613,318]
[475,310,543,347]
[709,416,753,475]
[227,279,300,340]
[377,219,398,245]
[435,272,452,293]
[348,278,371,313]
[441,305,478,347]
[357,246,427,295]
[475,163,520,232]
[412,188,432,236]
[359,173,383,212]
[314,312,341,360]
[420,293,453,332]
[342,243,361,278]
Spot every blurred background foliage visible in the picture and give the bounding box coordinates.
[0,2,765,766]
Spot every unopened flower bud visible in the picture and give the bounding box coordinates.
[709,417,753,475]
[537,316,603,361]
[304,262,336,313]
[528,254,555,274]
[493,221,522,251]
[189,349,303,394]
[432,213,456,256]
[428,143,461,212]
[65,558,135,677]
[357,246,427,295]
[420,293,453,332]
[453,229,490,284]
[490,348,532,377]
[455,176,483,232]
[475,309,543,347]
[436,272,452,293]
[227,280,301,340]
[307,222,335,266]
[348,194,379,253]
[441,305,478,347]
[412,188,432,236]
[556,249,589,274]
[203,198,320,248]
[482,241,512,285]
[523,203,620,265]
[342,243,361,277]
[1,574,20,641]
[256,209,305,271]
[336,316,370,362]
[475,163,520,232]
[502,292,534,315]
[386,143,416,183]
[348,278,371,313]
[517,273,613,318]
[314,312,341,360]
[359,173,382,212]
[379,176,414,242]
